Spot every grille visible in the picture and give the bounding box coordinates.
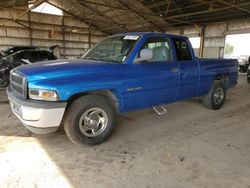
[10,70,27,98]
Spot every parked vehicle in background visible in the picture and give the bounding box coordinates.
[0,61,11,87]
[4,49,57,68]
[7,32,238,145]
[0,46,38,59]
[0,50,57,87]
[238,55,250,73]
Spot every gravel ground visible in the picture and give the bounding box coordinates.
[0,74,249,188]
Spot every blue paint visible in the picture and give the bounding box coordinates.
[15,32,238,113]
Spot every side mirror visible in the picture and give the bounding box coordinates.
[134,48,153,63]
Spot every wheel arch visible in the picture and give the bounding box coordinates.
[66,89,121,113]
[214,73,229,88]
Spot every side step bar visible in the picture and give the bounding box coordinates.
[153,105,168,116]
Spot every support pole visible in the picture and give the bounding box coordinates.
[88,21,91,49]
[199,25,205,58]
[62,12,65,58]
[28,10,32,46]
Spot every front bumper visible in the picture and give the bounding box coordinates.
[7,87,67,134]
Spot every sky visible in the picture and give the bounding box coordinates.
[225,33,250,56]
[189,34,250,56]
[29,2,63,16]
[189,37,201,49]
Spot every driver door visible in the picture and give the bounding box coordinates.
[122,36,179,112]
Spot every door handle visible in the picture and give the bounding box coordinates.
[171,67,179,73]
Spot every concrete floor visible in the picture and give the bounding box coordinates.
[0,75,250,188]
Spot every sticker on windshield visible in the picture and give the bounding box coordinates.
[123,35,139,40]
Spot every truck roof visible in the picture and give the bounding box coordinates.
[115,32,188,39]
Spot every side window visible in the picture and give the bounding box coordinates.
[38,52,50,61]
[32,51,47,62]
[137,36,173,62]
[27,51,36,63]
[13,53,24,66]
[172,38,192,61]
[23,51,32,60]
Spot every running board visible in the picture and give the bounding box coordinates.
[153,105,168,116]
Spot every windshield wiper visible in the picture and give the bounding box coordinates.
[83,57,120,63]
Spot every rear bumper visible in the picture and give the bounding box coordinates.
[7,87,67,134]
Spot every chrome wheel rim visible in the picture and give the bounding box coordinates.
[213,87,224,105]
[79,108,108,137]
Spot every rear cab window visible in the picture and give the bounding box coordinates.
[172,38,193,61]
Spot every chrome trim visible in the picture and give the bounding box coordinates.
[10,70,27,98]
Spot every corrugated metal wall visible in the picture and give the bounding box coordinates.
[0,9,107,59]
[0,9,250,59]
[167,19,250,58]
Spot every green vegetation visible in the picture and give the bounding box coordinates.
[225,43,234,55]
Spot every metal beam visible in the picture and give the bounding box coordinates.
[88,21,91,49]
[72,0,130,31]
[28,10,32,45]
[47,1,110,34]
[117,0,163,31]
[164,2,250,20]
[13,0,45,22]
[147,2,205,15]
[190,12,246,23]
[198,25,205,58]
[75,0,128,11]
[62,11,65,58]
[215,0,250,14]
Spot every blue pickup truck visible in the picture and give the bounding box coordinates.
[7,32,238,145]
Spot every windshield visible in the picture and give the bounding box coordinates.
[83,35,140,63]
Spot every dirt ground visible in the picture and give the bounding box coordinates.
[0,75,250,188]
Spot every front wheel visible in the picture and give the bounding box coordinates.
[202,81,226,110]
[64,95,115,145]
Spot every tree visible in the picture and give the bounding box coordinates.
[225,43,234,55]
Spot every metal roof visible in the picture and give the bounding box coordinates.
[1,0,250,34]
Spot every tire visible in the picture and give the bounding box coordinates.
[247,70,250,84]
[202,81,226,110]
[64,95,115,145]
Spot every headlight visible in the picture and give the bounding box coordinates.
[29,89,58,101]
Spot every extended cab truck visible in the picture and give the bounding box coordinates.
[7,32,238,145]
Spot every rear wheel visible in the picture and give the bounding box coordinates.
[64,95,115,145]
[202,81,226,110]
[247,70,250,84]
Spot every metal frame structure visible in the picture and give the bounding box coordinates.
[0,0,249,34]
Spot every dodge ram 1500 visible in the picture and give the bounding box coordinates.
[7,32,238,145]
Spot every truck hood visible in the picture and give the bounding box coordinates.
[15,59,123,82]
